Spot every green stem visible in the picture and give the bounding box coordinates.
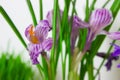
[89,0,97,14]
[39,0,43,20]
[103,0,111,8]
[36,64,44,80]
[0,6,27,48]
[26,0,37,26]
[51,0,58,79]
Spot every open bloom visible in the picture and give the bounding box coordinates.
[110,44,120,68]
[25,20,53,64]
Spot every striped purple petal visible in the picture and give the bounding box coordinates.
[28,43,43,64]
[30,52,39,64]
[89,9,113,33]
[42,38,53,51]
[35,20,50,42]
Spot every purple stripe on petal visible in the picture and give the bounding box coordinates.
[89,9,113,33]
[42,38,53,51]
[35,20,50,42]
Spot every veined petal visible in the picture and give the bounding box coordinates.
[42,38,53,52]
[35,20,50,42]
[73,15,89,28]
[28,43,43,64]
[28,43,43,54]
[30,52,39,64]
[90,9,113,33]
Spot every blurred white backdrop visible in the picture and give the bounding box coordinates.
[0,0,120,80]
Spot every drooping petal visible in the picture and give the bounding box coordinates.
[89,9,113,33]
[42,38,53,52]
[35,20,50,43]
[105,54,119,71]
[46,10,53,27]
[28,43,43,64]
[107,32,120,40]
[105,59,112,71]
[30,52,39,64]
[73,15,89,28]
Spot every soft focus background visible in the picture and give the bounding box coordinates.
[0,0,120,80]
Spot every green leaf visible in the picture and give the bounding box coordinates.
[39,0,43,20]
[0,6,27,48]
[26,0,37,26]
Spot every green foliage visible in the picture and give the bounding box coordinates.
[0,52,34,80]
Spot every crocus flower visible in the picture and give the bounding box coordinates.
[82,8,120,51]
[46,10,89,52]
[110,43,120,68]
[97,52,119,70]
[25,20,53,64]
[105,54,119,71]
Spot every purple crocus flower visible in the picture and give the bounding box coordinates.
[25,20,53,64]
[46,10,89,52]
[105,54,119,71]
[97,52,119,70]
[82,8,120,51]
[110,43,120,68]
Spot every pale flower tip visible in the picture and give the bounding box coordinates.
[90,8,113,30]
[107,32,120,40]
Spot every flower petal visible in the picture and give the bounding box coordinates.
[42,38,53,51]
[35,20,50,42]
[28,43,43,64]
[107,32,120,40]
[73,15,89,28]
[90,9,113,33]
[30,52,39,64]
[111,43,120,56]
[25,24,33,41]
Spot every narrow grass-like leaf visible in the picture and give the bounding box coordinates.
[51,0,58,79]
[0,6,27,48]
[39,0,43,20]
[26,0,37,26]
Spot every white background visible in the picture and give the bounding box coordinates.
[0,0,120,80]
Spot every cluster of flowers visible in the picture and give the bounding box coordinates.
[25,8,120,70]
